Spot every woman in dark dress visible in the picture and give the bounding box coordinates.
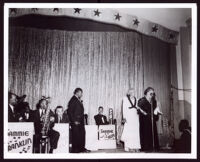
[138,87,161,152]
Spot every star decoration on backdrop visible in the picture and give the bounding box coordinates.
[152,25,158,33]
[8,8,178,44]
[53,8,59,13]
[169,33,175,39]
[115,13,121,21]
[74,8,82,14]
[133,18,140,26]
[94,9,101,17]
[10,8,17,14]
[31,8,38,12]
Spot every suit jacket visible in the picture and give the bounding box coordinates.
[8,105,19,122]
[67,96,84,125]
[94,114,108,125]
[32,109,55,134]
[54,112,69,123]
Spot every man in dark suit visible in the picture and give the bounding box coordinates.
[54,106,69,123]
[16,101,35,122]
[94,106,109,125]
[33,98,60,153]
[8,92,20,122]
[67,88,90,153]
[174,119,191,153]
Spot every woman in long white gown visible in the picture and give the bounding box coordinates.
[121,89,141,152]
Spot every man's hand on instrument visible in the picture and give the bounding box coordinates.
[50,116,55,122]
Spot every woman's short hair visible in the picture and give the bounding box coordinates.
[144,87,154,95]
[127,88,134,95]
[73,88,83,94]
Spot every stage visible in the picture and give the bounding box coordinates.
[87,147,174,153]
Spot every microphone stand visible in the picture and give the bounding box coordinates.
[151,98,155,152]
[170,85,175,145]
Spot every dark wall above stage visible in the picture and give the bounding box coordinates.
[9,14,133,32]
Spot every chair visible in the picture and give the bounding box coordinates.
[40,136,50,153]
[33,134,50,153]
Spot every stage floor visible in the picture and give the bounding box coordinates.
[90,149,174,153]
[90,145,174,153]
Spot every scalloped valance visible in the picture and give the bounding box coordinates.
[9,8,179,44]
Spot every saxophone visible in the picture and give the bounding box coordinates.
[41,98,51,137]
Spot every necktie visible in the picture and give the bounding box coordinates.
[102,116,105,123]
[41,109,44,117]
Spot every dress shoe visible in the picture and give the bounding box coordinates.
[49,148,53,153]
[81,148,91,153]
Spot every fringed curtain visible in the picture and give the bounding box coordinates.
[9,26,176,146]
[142,35,173,146]
[9,27,143,125]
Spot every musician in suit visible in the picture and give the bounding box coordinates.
[33,98,60,153]
[67,88,90,153]
[54,106,69,123]
[17,102,34,122]
[8,92,20,122]
[94,106,108,125]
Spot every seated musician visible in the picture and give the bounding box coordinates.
[8,92,20,122]
[33,97,60,153]
[8,92,28,122]
[17,101,34,122]
[54,106,69,123]
[94,106,109,125]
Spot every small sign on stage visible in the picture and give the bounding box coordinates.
[98,125,116,149]
[99,125,115,140]
[8,123,34,153]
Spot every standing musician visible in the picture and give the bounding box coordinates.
[67,88,90,153]
[33,97,60,153]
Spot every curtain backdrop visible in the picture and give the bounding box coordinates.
[9,26,176,146]
[9,27,144,123]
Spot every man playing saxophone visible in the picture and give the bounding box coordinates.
[33,97,60,153]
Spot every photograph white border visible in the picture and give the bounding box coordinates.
[4,3,197,159]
